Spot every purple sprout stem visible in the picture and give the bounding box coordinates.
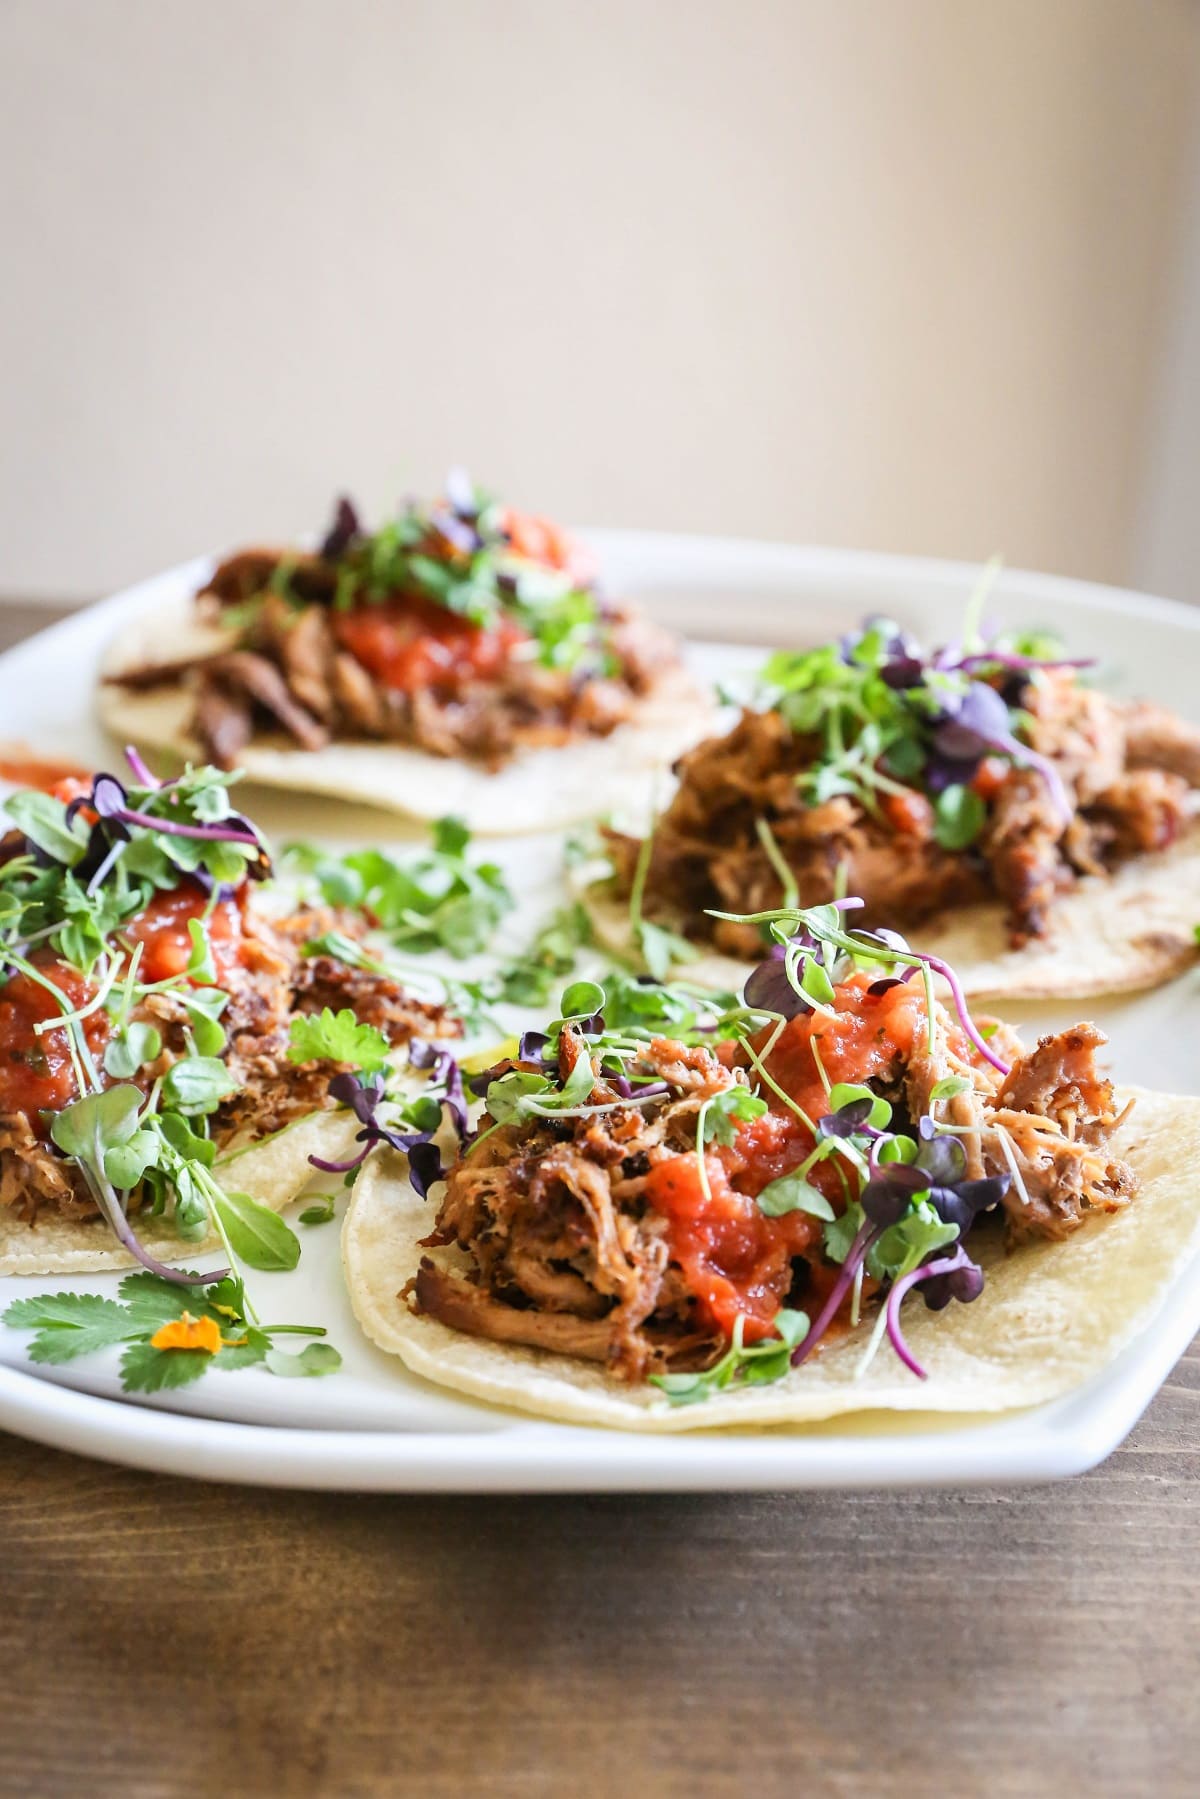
[123,746,161,788]
[903,951,1010,1076]
[309,1139,372,1175]
[790,1222,876,1366]
[956,652,1094,674]
[82,1163,229,1286]
[884,1246,970,1380]
[115,807,259,846]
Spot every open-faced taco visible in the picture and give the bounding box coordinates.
[99,475,714,834]
[342,906,1200,1430]
[582,615,1200,999]
[0,753,458,1277]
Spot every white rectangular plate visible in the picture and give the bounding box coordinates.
[0,534,1197,1490]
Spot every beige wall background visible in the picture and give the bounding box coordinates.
[1,0,1198,599]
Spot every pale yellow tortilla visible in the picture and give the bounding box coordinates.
[342,1089,1200,1431]
[0,1107,362,1277]
[98,597,717,836]
[574,823,1200,1003]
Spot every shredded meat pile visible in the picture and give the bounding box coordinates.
[414,1011,1135,1381]
[0,900,455,1229]
[607,675,1200,951]
[110,549,681,770]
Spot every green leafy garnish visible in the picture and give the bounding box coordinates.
[282,817,513,957]
[210,1189,301,1272]
[933,784,986,850]
[287,1008,391,1076]
[754,1171,836,1220]
[650,1310,809,1406]
[495,903,594,1005]
[298,1195,337,1227]
[2,1271,332,1394]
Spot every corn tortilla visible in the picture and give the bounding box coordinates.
[98,600,717,836]
[341,1089,1200,1431]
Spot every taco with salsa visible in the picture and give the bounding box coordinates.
[343,904,1200,1429]
[582,615,1200,1000]
[100,474,712,835]
[0,753,457,1277]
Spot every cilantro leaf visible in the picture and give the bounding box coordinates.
[2,1291,141,1362]
[287,1008,391,1076]
[118,1339,213,1393]
[636,918,696,981]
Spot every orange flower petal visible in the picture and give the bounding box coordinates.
[149,1312,222,1354]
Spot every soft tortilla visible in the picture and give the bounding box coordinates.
[0,1107,360,1277]
[341,1090,1200,1432]
[98,597,717,836]
[575,824,1200,1002]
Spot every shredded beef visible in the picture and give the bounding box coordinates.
[2,900,456,1230]
[415,1001,1136,1378]
[609,669,1200,949]
[108,547,682,771]
[416,1031,738,1379]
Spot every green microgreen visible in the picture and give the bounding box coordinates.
[650,1310,810,1406]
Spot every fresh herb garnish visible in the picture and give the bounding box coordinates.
[2,1271,339,1393]
[753,614,1086,830]
[651,1310,811,1406]
[304,476,613,674]
[282,816,513,957]
[287,1008,392,1076]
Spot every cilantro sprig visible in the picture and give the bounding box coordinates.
[3,1270,338,1394]
[282,816,513,958]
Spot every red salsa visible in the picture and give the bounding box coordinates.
[648,976,975,1343]
[0,884,248,1130]
[0,958,110,1120]
[0,756,91,795]
[123,886,247,985]
[332,594,528,695]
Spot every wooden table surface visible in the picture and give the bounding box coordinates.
[0,602,1197,1797]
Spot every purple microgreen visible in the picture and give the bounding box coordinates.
[123,745,161,788]
[884,1246,982,1379]
[319,495,362,561]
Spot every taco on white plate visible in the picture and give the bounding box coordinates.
[99,473,716,835]
[342,906,1200,1431]
[583,613,1200,1001]
[0,752,458,1278]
